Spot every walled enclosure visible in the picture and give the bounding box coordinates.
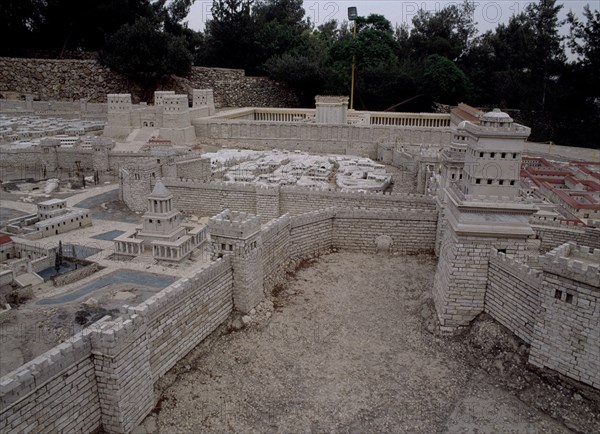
[0,205,436,434]
[0,58,298,107]
[121,177,437,222]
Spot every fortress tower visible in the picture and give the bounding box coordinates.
[208,210,263,313]
[159,94,196,143]
[193,89,215,115]
[105,94,133,136]
[433,109,538,332]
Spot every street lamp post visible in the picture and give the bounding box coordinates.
[348,7,358,111]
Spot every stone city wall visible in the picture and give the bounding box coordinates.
[485,249,542,344]
[531,217,600,252]
[126,178,437,218]
[261,215,292,294]
[0,257,234,434]
[332,208,437,255]
[0,58,298,107]
[529,244,600,388]
[261,207,438,293]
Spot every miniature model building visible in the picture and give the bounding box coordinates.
[0,235,54,289]
[114,179,206,261]
[103,89,215,143]
[2,198,92,238]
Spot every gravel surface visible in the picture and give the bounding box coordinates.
[138,252,599,434]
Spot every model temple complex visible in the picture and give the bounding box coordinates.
[0,88,598,433]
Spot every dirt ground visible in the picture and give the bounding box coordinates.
[139,252,600,434]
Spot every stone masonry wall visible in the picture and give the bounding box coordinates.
[0,257,234,433]
[433,230,528,332]
[0,327,102,434]
[531,219,600,252]
[260,207,438,295]
[135,179,436,217]
[261,215,291,294]
[485,250,542,344]
[0,58,298,107]
[128,258,233,381]
[332,208,437,255]
[529,244,600,388]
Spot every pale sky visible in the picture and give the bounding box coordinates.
[186,1,595,36]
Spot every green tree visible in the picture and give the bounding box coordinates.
[423,54,472,104]
[100,17,193,77]
[0,0,45,56]
[407,1,477,61]
[201,0,257,69]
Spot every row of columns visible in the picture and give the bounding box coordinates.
[115,241,141,255]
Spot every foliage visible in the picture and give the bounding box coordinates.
[100,18,193,77]
[2,0,599,148]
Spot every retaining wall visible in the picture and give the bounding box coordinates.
[0,58,297,107]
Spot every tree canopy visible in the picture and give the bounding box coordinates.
[2,0,599,148]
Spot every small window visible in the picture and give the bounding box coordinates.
[487,179,492,185]
[501,153,506,158]
[459,174,463,179]
[512,153,517,158]
[451,173,455,179]
[510,180,515,186]
[221,243,225,250]
[490,152,495,158]
[499,180,504,185]
[149,219,153,223]
[476,179,481,184]
[554,289,562,300]
[565,293,573,304]
[497,248,507,254]
[479,152,484,157]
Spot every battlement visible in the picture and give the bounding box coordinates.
[489,248,543,288]
[107,94,132,112]
[541,242,600,287]
[530,215,586,228]
[193,89,214,107]
[0,318,107,408]
[208,209,261,239]
[154,91,175,106]
[162,95,189,113]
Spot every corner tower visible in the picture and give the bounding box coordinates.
[433,109,538,333]
[208,210,263,313]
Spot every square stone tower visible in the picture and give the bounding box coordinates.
[159,94,196,143]
[208,210,264,313]
[315,95,348,124]
[433,109,538,333]
[193,89,216,115]
[107,94,132,126]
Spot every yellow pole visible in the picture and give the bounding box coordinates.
[350,20,357,111]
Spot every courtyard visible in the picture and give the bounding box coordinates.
[142,252,599,433]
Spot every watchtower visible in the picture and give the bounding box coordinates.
[208,210,263,313]
[433,109,537,333]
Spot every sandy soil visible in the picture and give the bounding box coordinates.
[138,252,599,434]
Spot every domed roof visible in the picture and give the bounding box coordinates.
[480,108,513,123]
